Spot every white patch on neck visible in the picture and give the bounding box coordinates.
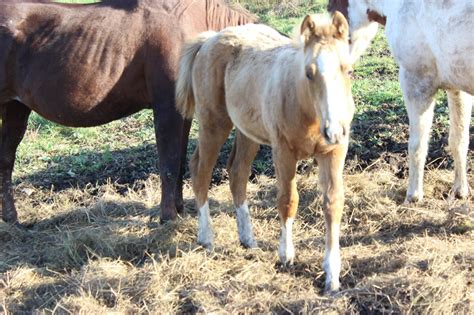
[235,201,257,248]
[279,217,295,264]
[197,202,214,248]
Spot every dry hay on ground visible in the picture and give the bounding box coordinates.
[1,163,472,314]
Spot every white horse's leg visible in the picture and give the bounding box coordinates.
[447,90,472,199]
[316,144,347,294]
[400,68,437,203]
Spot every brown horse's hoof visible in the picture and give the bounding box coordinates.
[175,200,185,214]
[160,209,178,223]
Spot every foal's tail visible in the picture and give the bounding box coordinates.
[176,31,216,120]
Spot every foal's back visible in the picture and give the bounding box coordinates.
[193,24,294,145]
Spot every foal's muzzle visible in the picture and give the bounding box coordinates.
[323,123,348,145]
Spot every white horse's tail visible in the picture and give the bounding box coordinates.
[176,31,216,119]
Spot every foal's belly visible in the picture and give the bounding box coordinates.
[226,102,270,145]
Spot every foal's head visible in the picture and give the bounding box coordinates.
[299,12,354,145]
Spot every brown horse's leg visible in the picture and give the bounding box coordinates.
[175,118,192,214]
[153,102,184,222]
[190,115,232,249]
[316,144,347,294]
[227,131,259,248]
[0,101,31,224]
[273,145,299,265]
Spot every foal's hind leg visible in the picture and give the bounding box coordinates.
[447,90,472,199]
[0,101,31,224]
[190,113,233,248]
[227,131,259,248]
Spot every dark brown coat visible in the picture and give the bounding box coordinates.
[0,0,255,224]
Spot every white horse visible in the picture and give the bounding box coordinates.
[329,0,473,202]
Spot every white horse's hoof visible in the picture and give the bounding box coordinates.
[452,185,470,200]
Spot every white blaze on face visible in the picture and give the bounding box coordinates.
[316,49,346,144]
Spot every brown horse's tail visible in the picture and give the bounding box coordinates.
[176,31,216,120]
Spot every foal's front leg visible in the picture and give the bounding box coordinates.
[316,145,347,293]
[273,146,299,265]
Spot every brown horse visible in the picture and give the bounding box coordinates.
[176,12,354,293]
[0,0,255,224]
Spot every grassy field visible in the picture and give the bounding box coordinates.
[1,0,473,313]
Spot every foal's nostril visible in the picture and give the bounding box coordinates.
[324,128,337,144]
[324,128,331,142]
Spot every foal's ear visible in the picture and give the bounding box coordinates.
[300,14,315,43]
[332,11,349,40]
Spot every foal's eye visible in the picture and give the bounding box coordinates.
[306,71,314,80]
[347,70,354,78]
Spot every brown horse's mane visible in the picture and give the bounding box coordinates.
[9,0,257,21]
[206,0,257,29]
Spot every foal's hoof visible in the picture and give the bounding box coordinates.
[279,255,294,266]
[404,194,422,204]
[239,234,258,249]
[324,282,340,296]
[241,239,258,249]
[198,241,214,251]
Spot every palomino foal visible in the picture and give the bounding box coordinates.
[176,13,354,293]
[328,0,473,202]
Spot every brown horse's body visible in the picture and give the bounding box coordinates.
[0,0,254,224]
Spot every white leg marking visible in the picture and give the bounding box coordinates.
[323,223,341,293]
[279,217,295,265]
[448,90,472,199]
[236,201,257,248]
[197,202,214,249]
